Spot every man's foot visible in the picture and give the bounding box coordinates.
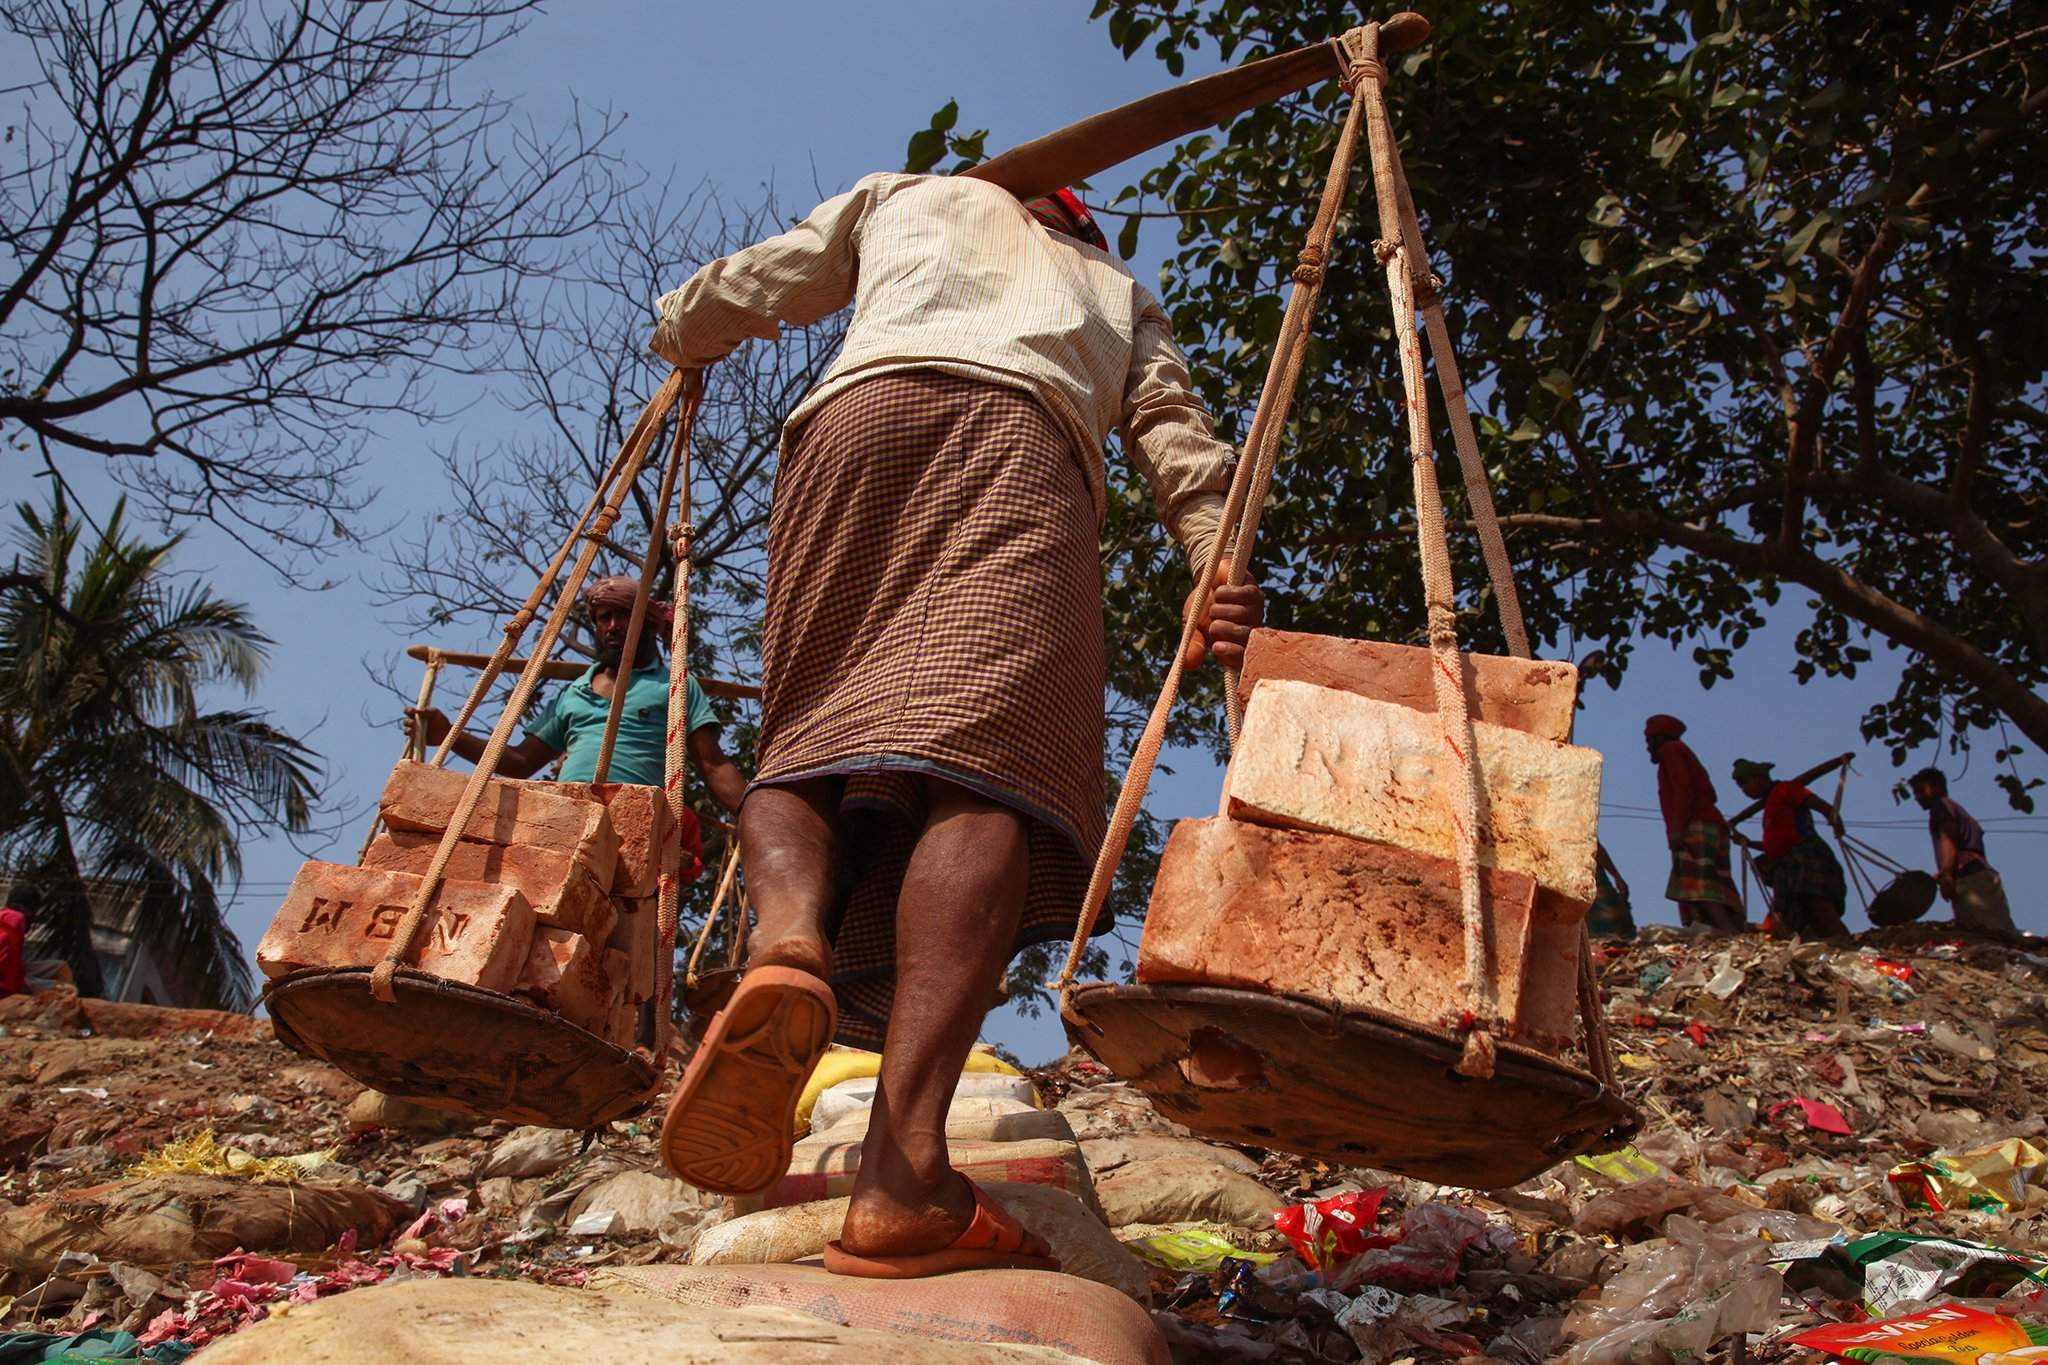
[659,965,836,1195]
[826,1175,1057,1278]
[750,933,832,982]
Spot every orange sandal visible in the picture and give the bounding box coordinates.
[659,965,836,1195]
[822,1176,1061,1278]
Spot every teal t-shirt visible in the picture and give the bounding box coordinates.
[525,657,716,786]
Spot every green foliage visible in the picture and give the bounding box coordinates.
[1084,0,2046,803]
[904,100,989,174]
[0,494,321,1006]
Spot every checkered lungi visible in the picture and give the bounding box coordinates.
[1665,819,1744,909]
[1765,837,1847,908]
[752,370,1105,1046]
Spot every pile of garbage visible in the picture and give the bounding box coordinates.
[0,921,2043,1362]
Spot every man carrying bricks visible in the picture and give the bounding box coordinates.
[645,175,1261,1277]
[406,575,747,814]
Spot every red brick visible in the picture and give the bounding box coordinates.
[1226,679,1603,903]
[513,927,620,1034]
[378,762,620,889]
[257,861,535,992]
[607,894,660,1004]
[1240,629,1580,742]
[362,830,616,941]
[1136,818,1580,1052]
[547,782,675,898]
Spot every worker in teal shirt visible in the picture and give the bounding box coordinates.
[408,575,748,813]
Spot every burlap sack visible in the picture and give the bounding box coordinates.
[691,1182,1150,1303]
[196,1274,1101,1364]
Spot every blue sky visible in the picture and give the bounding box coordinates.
[14,2,2041,1064]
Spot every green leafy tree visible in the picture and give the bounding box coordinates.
[0,494,320,1007]
[1079,0,2044,806]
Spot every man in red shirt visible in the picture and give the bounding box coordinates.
[1645,715,1745,933]
[1731,759,1850,940]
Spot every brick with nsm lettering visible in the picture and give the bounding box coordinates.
[361,830,616,941]
[256,861,535,992]
[1225,679,1603,903]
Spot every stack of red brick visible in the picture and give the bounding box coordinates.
[255,762,673,1047]
[1136,629,1604,1055]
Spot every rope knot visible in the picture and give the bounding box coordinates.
[1343,58,1387,91]
[1414,269,1446,307]
[1292,243,1328,287]
[504,608,535,636]
[669,519,696,559]
[587,507,621,538]
[1329,33,1388,91]
[1373,237,1400,266]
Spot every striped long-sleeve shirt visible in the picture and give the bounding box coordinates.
[652,172,1233,569]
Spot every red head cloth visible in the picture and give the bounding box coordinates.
[1644,714,1687,741]
[1024,189,1109,252]
[583,576,673,632]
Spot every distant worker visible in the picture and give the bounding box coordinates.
[1730,758,1850,940]
[1645,715,1745,934]
[1586,842,1636,939]
[406,575,747,814]
[1909,767,2017,934]
[0,905,25,998]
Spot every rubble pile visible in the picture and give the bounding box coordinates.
[0,921,2042,1362]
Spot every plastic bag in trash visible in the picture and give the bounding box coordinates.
[1889,1139,2048,1214]
[1272,1189,1390,1271]
[1846,1232,2048,1316]
[1562,1215,1783,1364]
[1789,1303,2048,1362]
[1122,1228,1277,1273]
[1325,1202,1510,1292]
[1335,1285,1480,1365]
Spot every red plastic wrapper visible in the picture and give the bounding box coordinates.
[1867,957,1914,983]
[1272,1188,1392,1269]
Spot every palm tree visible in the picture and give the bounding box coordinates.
[0,494,320,1010]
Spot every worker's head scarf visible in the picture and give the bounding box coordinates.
[1024,189,1109,252]
[1731,758,1775,783]
[1644,714,1687,741]
[583,575,673,632]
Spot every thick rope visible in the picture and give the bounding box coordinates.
[1383,154,1530,659]
[1056,39,1370,994]
[652,372,705,1056]
[593,389,691,784]
[1218,71,1375,741]
[430,383,679,769]
[369,371,686,1003]
[1355,25,1497,1075]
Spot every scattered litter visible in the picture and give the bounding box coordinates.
[1790,1303,2048,1362]
[1123,1227,1277,1272]
[1890,1139,2048,1213]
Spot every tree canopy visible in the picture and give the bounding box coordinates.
[1078,0,2045,805]
[0,0,621,566]
[0,494,320,1007]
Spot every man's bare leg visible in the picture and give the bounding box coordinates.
[837,779,1050,1258]
[740,780,840,981]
